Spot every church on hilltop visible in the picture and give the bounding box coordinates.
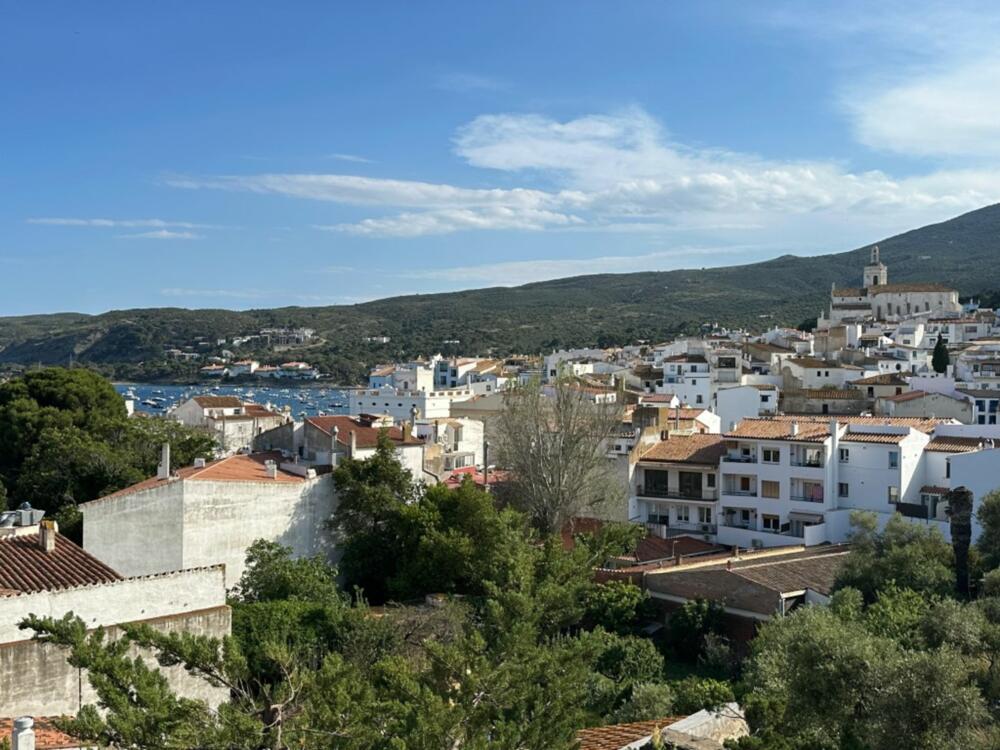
[819,245,961,327]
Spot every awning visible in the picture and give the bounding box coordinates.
[789,511,824,523]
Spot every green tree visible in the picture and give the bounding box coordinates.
[975,489,1000,570]
[582,580,649,634]
[932,337,950,374]
[231,540,341,604]
[948,486,975,596]
[835,512,954,601]
[666,599,726,659]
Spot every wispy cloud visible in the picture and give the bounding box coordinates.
[327,153,375,164]
[120,230,202,240]
[408,246,756,286]
[434,72,508,93]
[28,217,217,229]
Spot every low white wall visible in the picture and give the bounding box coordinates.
[0,566,226,644]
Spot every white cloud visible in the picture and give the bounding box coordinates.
[28,217,216,229]
[327,153,375,164]
[169,107,1000,239]
[120,230,202,240]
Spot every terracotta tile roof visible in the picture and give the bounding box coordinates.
[0,532,122,594]
[83,451,304,506]
[638,393,677,403]
[881,390,928,403]
[640,434,727,465]
[306,416,423,447]
[635,535,722,562]
[925,436,989,453]
[921,485,950,494]
[871,283,955,294]
[841,431,908,444]
[800,389,865,400]
[726,419,830,443]
[850,373,909,386]
[770,414,943,433]
[832,287,865,297]
[957,388,1000,399]
[0,718,81,749]
[645,547,850,616]
[576,719,683,750]
[242,403,284,418]
[663,354,707,363]
[785,357,838,369]
[192,395,242,408]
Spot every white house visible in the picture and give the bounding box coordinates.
[172,395,287,454]
[80,448,335,583]
[347,386,476,421]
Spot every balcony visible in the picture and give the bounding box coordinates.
[722,487,758,497]
[723,455,758,464]
[896,502,932,520]
[648,521,717,536]
[636,485,718,502]
[789,458,824,468]
[790,494,825,504]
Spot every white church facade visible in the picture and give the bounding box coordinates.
[820,246,961,327]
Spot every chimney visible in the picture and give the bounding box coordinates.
[790,421,799,437]
[157,442,171,480]
[12,716,35,750]
[265,460,278,479]
[402,423,411,442]
[39,520,57,553]
[193,457,206,468]
[331,425,340,465]
[409,404,418,431]
[349,430,357,458]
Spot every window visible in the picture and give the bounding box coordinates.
[676,506,690,523]
[946,461,951,479]
[740,476,752,493]
[699,507,713,524]
[838,482,849,498]
[762,514,780,531]
[839,448,850,463]
[867,387,874,397]
[706,474,716,488]
[888,486,900,504]
[696,394,703,404]
[762,448,780,464]
[761,395,770,403]
[762,480,780,499]
[740,509,751,524]
[888,451,899,469]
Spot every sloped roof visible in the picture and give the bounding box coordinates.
[83,451,304,506]
[640,434,727,465]
[0,718,81,749]
[850,373,909,386]
[306,415,423,447]
[576,719,684,750]
[0,532,122,595]
[192,395,242,408]
[870,283,956,294]
[925,436,989,453]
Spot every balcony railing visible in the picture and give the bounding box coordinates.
[896,502,932,520]
[636,485,718,501]
[790,494,825,504]
[790,458,824,468]
[722,488,758,497]
[722,455,758,464]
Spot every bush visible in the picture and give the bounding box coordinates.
[672,677,735,714]
[982,568,1000,598]
[583,580,650,633]
[612,681,675,723]
[698,632,737,677]
[667,599,725,659]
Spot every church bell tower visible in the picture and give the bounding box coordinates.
[863,244,888,288]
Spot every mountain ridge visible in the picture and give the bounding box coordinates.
[2,203,1000,382]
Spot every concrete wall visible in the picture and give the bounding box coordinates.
[180,474,337,582]
[0,605,230,717]
[83,479,185,578]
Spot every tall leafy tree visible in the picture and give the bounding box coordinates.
[976,489,1000,570]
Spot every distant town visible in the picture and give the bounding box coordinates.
[3,245,1000,749]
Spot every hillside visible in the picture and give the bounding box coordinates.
[2,203,1000,383]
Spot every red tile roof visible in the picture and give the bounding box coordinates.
[576,719,682,750]
[640,434,727,465]
[850,373,910,386]
[0,718,81,749]
[306,415,423,447]
[83,452,304,506]
[192,395,242,408]
[925,436,989,453]
[0,532,122,595]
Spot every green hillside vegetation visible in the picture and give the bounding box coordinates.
[2,204,1000,383]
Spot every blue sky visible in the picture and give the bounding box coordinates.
[4,1,1000,315]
